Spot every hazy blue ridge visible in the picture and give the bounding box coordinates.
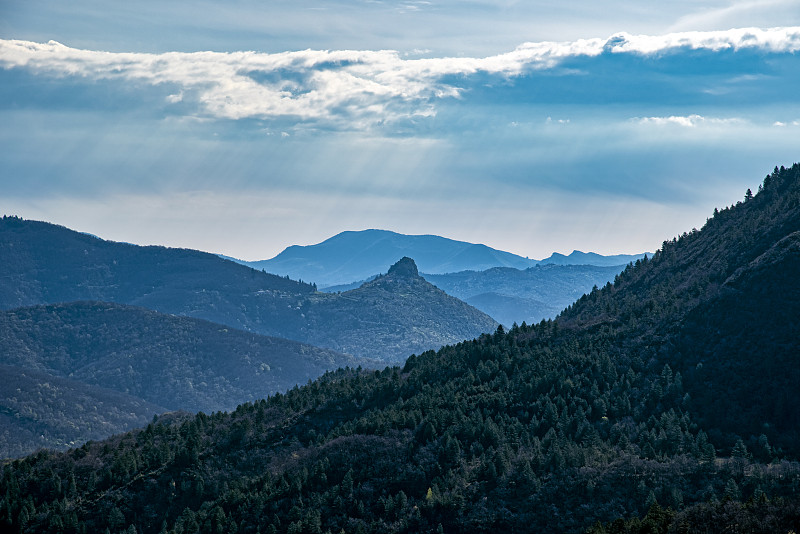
[228,228,647,287]
[322,263,629,327]
[236,229,537,287]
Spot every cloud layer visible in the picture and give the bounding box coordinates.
[2,24,800,259]
[2,27,799,128]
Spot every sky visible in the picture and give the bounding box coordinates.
[1,1,799,261]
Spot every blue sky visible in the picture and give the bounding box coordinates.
[1,1,799,260]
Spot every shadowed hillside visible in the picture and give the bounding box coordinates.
[0,365,164,459]
[0,301,369,457]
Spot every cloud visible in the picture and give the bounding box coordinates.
[636,114,745,127]
[1,27,799,129]
[166,91,183,104]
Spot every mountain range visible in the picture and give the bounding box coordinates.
[0,219,496,363]
[2,164,798,533]
[424,264,627,326]
[321,264,628,327]
[0,219,496,456]
[234,229,647,287]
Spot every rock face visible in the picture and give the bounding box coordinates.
[387,257,419,277]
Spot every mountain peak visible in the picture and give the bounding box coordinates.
[387,256,419,277]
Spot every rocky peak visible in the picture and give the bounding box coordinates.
[387,257,419,278]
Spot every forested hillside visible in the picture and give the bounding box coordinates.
[559,163,800,455]
[0,365,164,459]
[0,301,367,457]
[1,164,799,533]
[0,221,496,362]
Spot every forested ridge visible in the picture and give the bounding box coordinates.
[0,222,496,363]
[1,164,799,533]
[0,301,368,458]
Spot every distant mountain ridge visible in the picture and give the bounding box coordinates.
[539,249,645,267]
[233,229,647,287]
[425,263,627,326]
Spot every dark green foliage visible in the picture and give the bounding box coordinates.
[0,224,496,362]
[589,496,800,533]
[558,163,800,457]
[1,163,800,533]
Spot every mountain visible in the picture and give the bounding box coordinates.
[424,264,627,326]
[539,250,648,266]
[0,301,367,457]
[238,228,648,287]
[299,257,498,363]
[558,168,800,453]
[464,291,557,326]
[2,164,799,533]
[242,229,537,286]
[0,215,314,320]
[0,218,496,362]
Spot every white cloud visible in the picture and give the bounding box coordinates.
[604,26,800,54]
[1,27,799,128]
[166,91,183,103]
[636,114,745,127]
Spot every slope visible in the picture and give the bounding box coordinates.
[0,365,165,459]
[0,301,368,457]
[558,164,800,453]
[0,301,365,414]
[0,216,314,335]
[2,164,799,533]
[425,263,626,326]
[0,219,496,362]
